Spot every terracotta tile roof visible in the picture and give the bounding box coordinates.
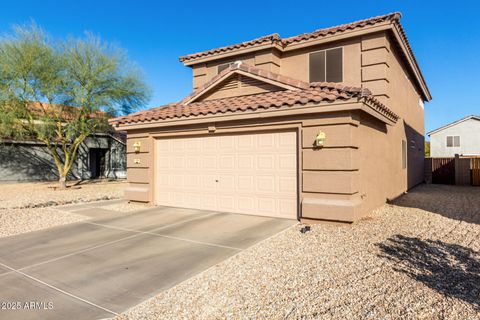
[282,13,400,45]
[27,102,106,120]
[110,82,398,126]
[180,61,310,104]
[179,13,400,63]
[179,34,282,63]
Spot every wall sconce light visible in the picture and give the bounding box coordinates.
[314,131,326,148]
[133,141,141,153]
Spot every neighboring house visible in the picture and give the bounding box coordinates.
[428,115,480,157]
[0,102,127,182]
[0,133,126,182]
[110,12,431,223]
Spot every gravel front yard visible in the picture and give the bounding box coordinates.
[118,184,480,320]
[0,180,127,238]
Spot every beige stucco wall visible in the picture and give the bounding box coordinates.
[124,108,367,222]
[356,32,425,213]
[122,30,426,222]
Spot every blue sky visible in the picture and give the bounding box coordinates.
[1,1,479,134]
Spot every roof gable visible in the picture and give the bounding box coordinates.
[110,82,399,127]
[197,73,285,102]
[181,61,310,104]
[428,115,480,136]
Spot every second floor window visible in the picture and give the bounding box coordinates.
[446,136,460,147]
[309,47,343,83]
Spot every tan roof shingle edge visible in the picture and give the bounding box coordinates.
[179,12,431,101]
[180,61,310,104]
[110,82,399,127]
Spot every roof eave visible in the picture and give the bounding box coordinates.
[110,98,395,131]
[180,43,283,66]
[389,23,432,102]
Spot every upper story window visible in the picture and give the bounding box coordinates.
[309,47,343,83]
[446,136,460,147]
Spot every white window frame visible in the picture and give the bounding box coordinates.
[308,46,344,83]
[446,135,460,147]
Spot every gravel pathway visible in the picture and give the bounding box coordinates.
[117,184,480,320]
[0,181,127,238]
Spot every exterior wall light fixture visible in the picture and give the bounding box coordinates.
[314,131,326,148]
[133,141,141,153]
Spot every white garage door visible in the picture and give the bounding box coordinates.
[155,131,297,219]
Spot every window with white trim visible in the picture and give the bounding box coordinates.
[446,136,460,147]
[309,47,343,82]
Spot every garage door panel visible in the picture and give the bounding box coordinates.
[238,155,255,169]
[184,193,203,208]
[219,135,235,149]
[157,156,170,169]
[279,132,297,147]
[186,156,199,168]
[278,154,296,170]
[258,133,275,148]
[257,176,276,193]
[156,131,297,219]
[217,175,235,190]
[258,154,275,170]
[258,197,276,214]
[203,136,217,150]
[219,155,235,169]
[279,199,297,217]
[202,175,217,189]
[238,176,254,190]
[202,156,217,169]
[172,156,185,169]
[217,195,235,211]
[237,135,255,149]
[279,177,296,193]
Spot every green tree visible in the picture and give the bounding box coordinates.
[0,24,150,189]
[425,140,430,157]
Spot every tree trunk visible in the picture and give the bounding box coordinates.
[59,175,67,190]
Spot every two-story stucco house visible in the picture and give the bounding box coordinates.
[428,115,480,157]
[110,12,431,223]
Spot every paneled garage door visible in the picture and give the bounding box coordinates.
[155,131,297,219]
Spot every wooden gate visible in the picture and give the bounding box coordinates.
[471,158,480,186]
[431,158,455,185]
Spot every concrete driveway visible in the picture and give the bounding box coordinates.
[0,205,295,320]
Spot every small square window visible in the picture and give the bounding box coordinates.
[446,136,460,147]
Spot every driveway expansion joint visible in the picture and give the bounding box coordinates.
[88,221,244,251]
[0,261,118,316]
